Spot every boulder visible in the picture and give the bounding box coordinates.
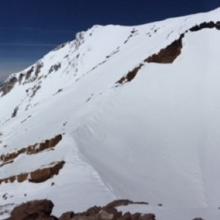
[10,200,54,220]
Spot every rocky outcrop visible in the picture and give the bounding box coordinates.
[189,21,220,32]
[49,63,61,74]
[24,66,34,81]
[145,21,220,64]
[8,200,156,220]
[23,62,43,83]
[6,198,209,220]
[35,63,44,78]
[0,161,65,185]
[30,84,41,97]
[0,62,43,97]
[0,134,62,166]
[104,200,148,209]
[29,161,65,183]
[117,64,143,85]
[145,34,184,64]
[10,200,54,220]
[0,77,18,96]
[116,20,220,86]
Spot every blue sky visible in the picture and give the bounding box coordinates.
[0,0,220,81]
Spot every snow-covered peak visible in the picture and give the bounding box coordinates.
[1,7,220,220]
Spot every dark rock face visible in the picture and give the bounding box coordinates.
[29,161,65,183]
[0,77,18,96]
[145,34,184,64]
[189,21,220,32]
[0,134,62,166]
[8,199,208,220]
[104,200,148,209]
[145,21,220,64]
[0,135,64,185]
[0,161,65,185]
[10,200,54,220]
[117,64,143,85]
[0,61,43,97]
[49,63,61,74]
[8,200,156,220]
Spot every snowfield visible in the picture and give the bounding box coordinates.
[1,7,220,220]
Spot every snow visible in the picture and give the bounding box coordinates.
[1,7,220,220]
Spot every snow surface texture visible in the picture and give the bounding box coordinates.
[1,7,220,220]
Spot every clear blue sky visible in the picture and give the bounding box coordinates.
[0,0,220,81]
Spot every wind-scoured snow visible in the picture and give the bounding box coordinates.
[1,7,220,220]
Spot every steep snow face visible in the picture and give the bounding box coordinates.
[1,7,220,220]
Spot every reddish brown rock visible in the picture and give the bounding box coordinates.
[116,65,143,85]
[17,173,28,183]
[29,161,65,183]
[10,200,54,220]
[0,161,64,185]
[145,34,184,64]
[0,134,62,167]
[189,21,220,32]
[8,199,156,220]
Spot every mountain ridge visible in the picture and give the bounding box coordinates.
[1,7,220,220]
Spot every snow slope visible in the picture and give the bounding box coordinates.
[1,7,220,220]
